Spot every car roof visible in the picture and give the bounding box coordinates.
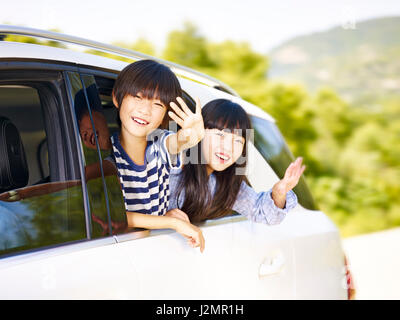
[0,25,236,93]
[0,41,275,123]
[0,41,128,71]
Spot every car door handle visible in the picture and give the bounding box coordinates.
[259,253,285,277]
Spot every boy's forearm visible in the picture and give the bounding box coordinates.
[126,211,178,230]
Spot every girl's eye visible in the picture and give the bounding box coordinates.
[235,140,244,145]
[215,132,224,137]
[134,95,141,100]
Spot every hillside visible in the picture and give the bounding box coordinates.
[268,16,400,107]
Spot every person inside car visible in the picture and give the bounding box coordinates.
[75,83,112,151]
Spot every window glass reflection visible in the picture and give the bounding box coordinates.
[69,72,118,238]
[76,74,128,236]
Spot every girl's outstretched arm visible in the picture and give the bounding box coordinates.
[233,183,298,225]
[233,157,305,225]
[271,157,306,208]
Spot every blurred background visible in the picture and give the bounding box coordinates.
[2,0,400,298]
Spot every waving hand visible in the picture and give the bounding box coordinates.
[168,97,205,152]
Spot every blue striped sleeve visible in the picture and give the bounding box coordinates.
[157,130,182,170]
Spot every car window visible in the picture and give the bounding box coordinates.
[0,74,87,258]
[66,72,126,238]
[250,115,317,210]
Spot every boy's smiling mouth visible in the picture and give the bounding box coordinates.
[132,116,150,126]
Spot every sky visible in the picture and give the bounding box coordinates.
[1,0,400,53]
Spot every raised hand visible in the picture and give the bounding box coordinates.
[271,157,306,209]
[274,157,306,194]
[168,97,205,150]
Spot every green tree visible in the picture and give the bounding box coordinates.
[113,37,156,56]
[163,22,214,69]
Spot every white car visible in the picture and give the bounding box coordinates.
[0,25,354,300]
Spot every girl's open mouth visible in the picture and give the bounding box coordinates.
[215,152,230,163]
[132,116,149,126]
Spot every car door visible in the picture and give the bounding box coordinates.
[0,61,141,299]
[163,79,297,299]
[110,143,296,299]
[112,216,295,299]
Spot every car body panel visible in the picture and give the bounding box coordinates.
[0,238,138,299]
[114,216,296,299]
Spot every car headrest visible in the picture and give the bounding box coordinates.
[0,117,29,193]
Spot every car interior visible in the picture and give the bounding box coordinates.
[0,78,82,200]
[0,85,49,191]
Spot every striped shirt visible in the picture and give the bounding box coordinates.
[108,129,182,215]
[168,168,298,225]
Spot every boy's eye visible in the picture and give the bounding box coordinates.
[215,132,224,137]
[235,139,244,145]
[134,94,141,100]
[154,102,165,108]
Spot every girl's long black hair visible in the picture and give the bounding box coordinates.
[176,99,252,223]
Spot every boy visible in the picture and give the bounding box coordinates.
[109,59,205,251]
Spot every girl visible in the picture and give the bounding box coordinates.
[167,99,305,245]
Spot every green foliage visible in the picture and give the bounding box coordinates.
[261,83,317,159]
[115,38,156,56]
[163,22,214,69]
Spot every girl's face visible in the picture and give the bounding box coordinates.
[114,92,166,139]
[201,128,245,173]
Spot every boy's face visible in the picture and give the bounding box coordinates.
[114,92,167,138]
[79,111,112,150]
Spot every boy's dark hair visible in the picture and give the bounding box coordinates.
[74,84,103,124]
[113,59,182,129]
